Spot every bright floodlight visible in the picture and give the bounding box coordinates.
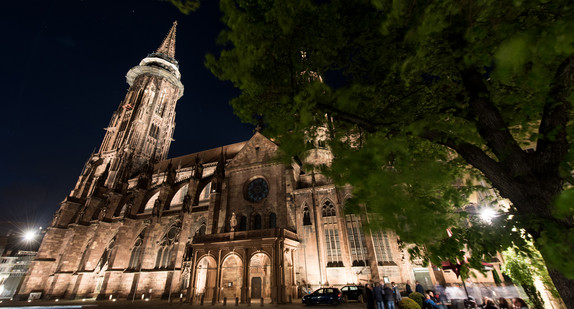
[23,230,36,241]
[480,208,496,223]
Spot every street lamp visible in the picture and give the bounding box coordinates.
[23,230,36,242]
[479,208,497,223]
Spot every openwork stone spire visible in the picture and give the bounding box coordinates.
[156,21,177,59]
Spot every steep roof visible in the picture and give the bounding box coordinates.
[155,140,247,172]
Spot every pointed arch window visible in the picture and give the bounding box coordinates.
[128,232,145,270]
[239,215,247,231]
[346,214,369,266]
[253,214,262,230]
[269,212,277,228]
[372,230,394,265]
[96,237,116,273]
[155,225,179,269]
[322,201,343,267]
[322,202,336,217]
[303,206,312,226]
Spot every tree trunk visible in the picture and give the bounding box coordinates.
[544,267,574,309]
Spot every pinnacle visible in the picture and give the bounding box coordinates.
[155,21,177,59]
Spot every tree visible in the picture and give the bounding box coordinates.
[502,246,556,309]
[205,0,574,305]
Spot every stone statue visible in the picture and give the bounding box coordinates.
[152,198,161,217]
[182,194,191,212]
[230,212,237,231]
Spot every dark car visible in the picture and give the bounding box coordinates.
[302,288,343,305]
[340,285,365,303]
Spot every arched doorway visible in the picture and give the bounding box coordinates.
[195,256,217,301]
[249,253,271,300]
[221,254,243,299]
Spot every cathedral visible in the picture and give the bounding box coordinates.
[18,22,502,303]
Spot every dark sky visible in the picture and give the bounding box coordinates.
[0,0,253,234]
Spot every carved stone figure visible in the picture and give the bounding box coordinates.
[230,212,237,231]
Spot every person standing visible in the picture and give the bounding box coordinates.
[415,281,425,294]
[364,283,375,309]
[391,282,402,305]
[384,284,396,309]
[373,283,385,309]
[406,280,413,295]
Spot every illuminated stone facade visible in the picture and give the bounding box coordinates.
[18,23,502,303]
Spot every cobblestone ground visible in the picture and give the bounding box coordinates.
[0,299,368,309]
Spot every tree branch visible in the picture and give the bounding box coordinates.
[461,68,525,162]
[536,55,574,167]
[419,130,512,191]
[316,102,386,133]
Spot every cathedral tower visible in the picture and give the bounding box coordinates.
[92,21,183,189]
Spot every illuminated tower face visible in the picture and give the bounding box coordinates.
[98,22,184,175]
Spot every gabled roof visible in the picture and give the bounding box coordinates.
[155,140,247,172]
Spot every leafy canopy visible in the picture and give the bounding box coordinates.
[205,0,574,292]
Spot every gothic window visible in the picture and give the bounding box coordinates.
[269,212,277,228]
[128,233,144,270]
[253,214,262,230]
[322,201,336,217]
[196,223,206,236]
[155,226,179,269]
[96,237,116,272]
[239,215,247,231]
[149,124,160,139]
[346,214,369,266]
[303,207,312,226]
[322,201,343,267]
[372,230,394,265]
[77,244,90,272]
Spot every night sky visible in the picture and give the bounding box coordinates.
[0,0,253,234]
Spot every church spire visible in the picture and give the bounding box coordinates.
[155,21,177,59]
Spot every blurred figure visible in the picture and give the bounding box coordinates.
[498,298,511,309]
[364,283,375,309]
[416,281,425,294]
[484,298,498,309]
[384,284,395,309]
[465,296,478,309]
[406,280,413,295]
[424,293,440,309]
[512,298,528,309]
[373,282,384,309]
[391,282,402,305]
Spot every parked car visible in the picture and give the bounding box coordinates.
[340,285,365,303]
[302,288,343,305]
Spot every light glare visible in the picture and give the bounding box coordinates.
[23,230,36,241]
[480,208,496,223]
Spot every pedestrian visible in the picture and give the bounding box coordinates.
[391,282,402,304]
[406,280,413,295]
[435,291,448,309]
[484,298,498,309]
[512,298,528,309]
[373,282,385,309]
[416,281,424,294]
[364,283,375,309]
[424,293,440,309]
[384,284,395,309]
[498,298,510,309]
